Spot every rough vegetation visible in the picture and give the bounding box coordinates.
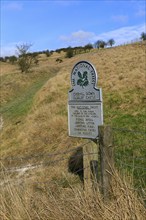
[0,42,146,219]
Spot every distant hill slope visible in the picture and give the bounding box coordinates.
[1,41,146,220]
[0,42,145,162]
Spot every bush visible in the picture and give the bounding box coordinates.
[66,47,74,58]
[18,55,32,73]
[45,50,50,57]
[140,32,146,41]
[56,58,63,63]
[16,43,37,73]
[9,56,17,64]
[0,57,5,62]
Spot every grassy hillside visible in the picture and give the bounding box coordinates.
[0,42,146,219]
[1,42,145,157]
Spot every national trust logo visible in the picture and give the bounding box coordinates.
[71,61,97,89]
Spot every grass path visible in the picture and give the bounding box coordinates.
[0,68,60,123]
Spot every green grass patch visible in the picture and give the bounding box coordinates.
[103,90,145,195]
[113,113,145,130]
[103,90,145,131]
[113,127,146,193]
[0,69,59,122]
[1,80,44,120]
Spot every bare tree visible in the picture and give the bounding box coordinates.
[16,43,38,73]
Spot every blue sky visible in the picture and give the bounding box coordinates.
[1,0,146,56]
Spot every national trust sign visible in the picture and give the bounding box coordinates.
[68,61,103,139]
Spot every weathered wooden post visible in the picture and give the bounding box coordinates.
[99,125,114,200]
[83,139,99,191]
[68,61,103,191]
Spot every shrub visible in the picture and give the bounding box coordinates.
[16,43,37,73]
[56,58,63,63]
[66,47,74,58]
[140,32,146,41]
[9,55,17,64]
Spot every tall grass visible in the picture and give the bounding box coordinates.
[0,170,145,220]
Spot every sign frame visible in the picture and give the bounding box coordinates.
[68,60,103,139]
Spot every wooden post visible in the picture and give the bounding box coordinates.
[83,139,99,192]
[99,125,114,200]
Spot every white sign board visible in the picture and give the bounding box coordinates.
[68,102,103,139]
[68,61,103,139]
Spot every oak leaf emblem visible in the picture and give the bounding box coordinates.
[77,71,89,88]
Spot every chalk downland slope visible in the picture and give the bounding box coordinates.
[1,42,145,159]
[0,42,145,219]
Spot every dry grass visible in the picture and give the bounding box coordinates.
[0,169,145,220]
[0,62,19,76]
[0,42,146,219]
[1,42,145,158]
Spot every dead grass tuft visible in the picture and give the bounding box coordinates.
[0,169,145,220]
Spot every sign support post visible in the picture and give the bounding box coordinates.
[99,125,114,200]
[83,139,99,192]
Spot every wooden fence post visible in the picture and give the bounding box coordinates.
[99,125,114,200]
[83,139,99,192]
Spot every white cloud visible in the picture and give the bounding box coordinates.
[1,24,145,56]
[60,30,96,47]
[112,15,128,23]
[1,46,15,57]
[1,41,36,57]
[59,24,145,48]
[1,42,22,57]
[96,24,145,45]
